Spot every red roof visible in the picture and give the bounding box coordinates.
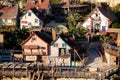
[25,3,35,10]
[0,7,10,13]
[0,5,18,19]
[37,0,49,10]
[25,0,49,10]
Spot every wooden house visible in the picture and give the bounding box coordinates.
[25,0,51,15]
[21,29,72,66]
[49,35,72,66]
[21,31,52,63]
[20,9,43,30]
[0,4,19,26]
[102,44,120,65]
[81,4,117,34]
[52,0,88,22]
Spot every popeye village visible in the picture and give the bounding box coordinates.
[0,0,120,80]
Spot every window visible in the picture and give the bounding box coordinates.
[28,22,31,25]
[94,23,100,33]
[102,26,106,32]
[62,43,66,47]
[32,36,36,40]
[59,48,66,56]
[4,19,7,22]
[22,25,27,28]
[35,19,38,23]
[28,12,31,16]
[54,43,58,47]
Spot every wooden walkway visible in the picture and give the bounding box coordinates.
[0,62,119,79]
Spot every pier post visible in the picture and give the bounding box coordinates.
[13,62,15,78]
[31,72,36,80]
[28,72,31,80]
[26,63,28,77]
[118,48,120,68]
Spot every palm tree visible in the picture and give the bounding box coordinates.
[66,13,87,39]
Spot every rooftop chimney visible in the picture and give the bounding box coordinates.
[52,28,56,41]
[38,0,41,4]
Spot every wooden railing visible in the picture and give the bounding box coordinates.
[45,65,119,79]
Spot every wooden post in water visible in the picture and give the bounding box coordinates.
[26,63,28,77]
[13,62,15,78]
[2,64,4,77]
[31,72,36,80]
[37,63,40,80]
[41,73,44,80]
[37,73,40,80]
[28,72,31,80]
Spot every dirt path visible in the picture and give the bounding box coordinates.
[86,42,108,69]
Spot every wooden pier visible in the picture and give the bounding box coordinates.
[0,62,119,79]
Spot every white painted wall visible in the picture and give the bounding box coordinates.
[50,37,71,57]
[82,18,91,29]
[82,8,109,32]
[1,19,16,26]
[49,37,71,66]
[20,10,42,29]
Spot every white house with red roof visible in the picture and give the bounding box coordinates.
[0,4,18,26]
[20,9,43,29]
[81,5,117,34]
[25,0,51,15]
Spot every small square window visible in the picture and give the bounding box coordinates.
[28,12,31,16]
[28,22,31,25]
[54,43,58,47]
[35,19,38,23]
[62,43,66,47]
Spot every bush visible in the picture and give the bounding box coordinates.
[111,22,120,28]
[100,35,109,43]
[92,34,100,41]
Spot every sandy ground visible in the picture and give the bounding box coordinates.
[57,78,95,80]
[2,77,29,80]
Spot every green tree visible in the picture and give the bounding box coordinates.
[1,28,30,49]
[50,0,61,4]
[67,13,87,38]
[111,22,120,28]
[112,4,120,12]
[112,4,120,22]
